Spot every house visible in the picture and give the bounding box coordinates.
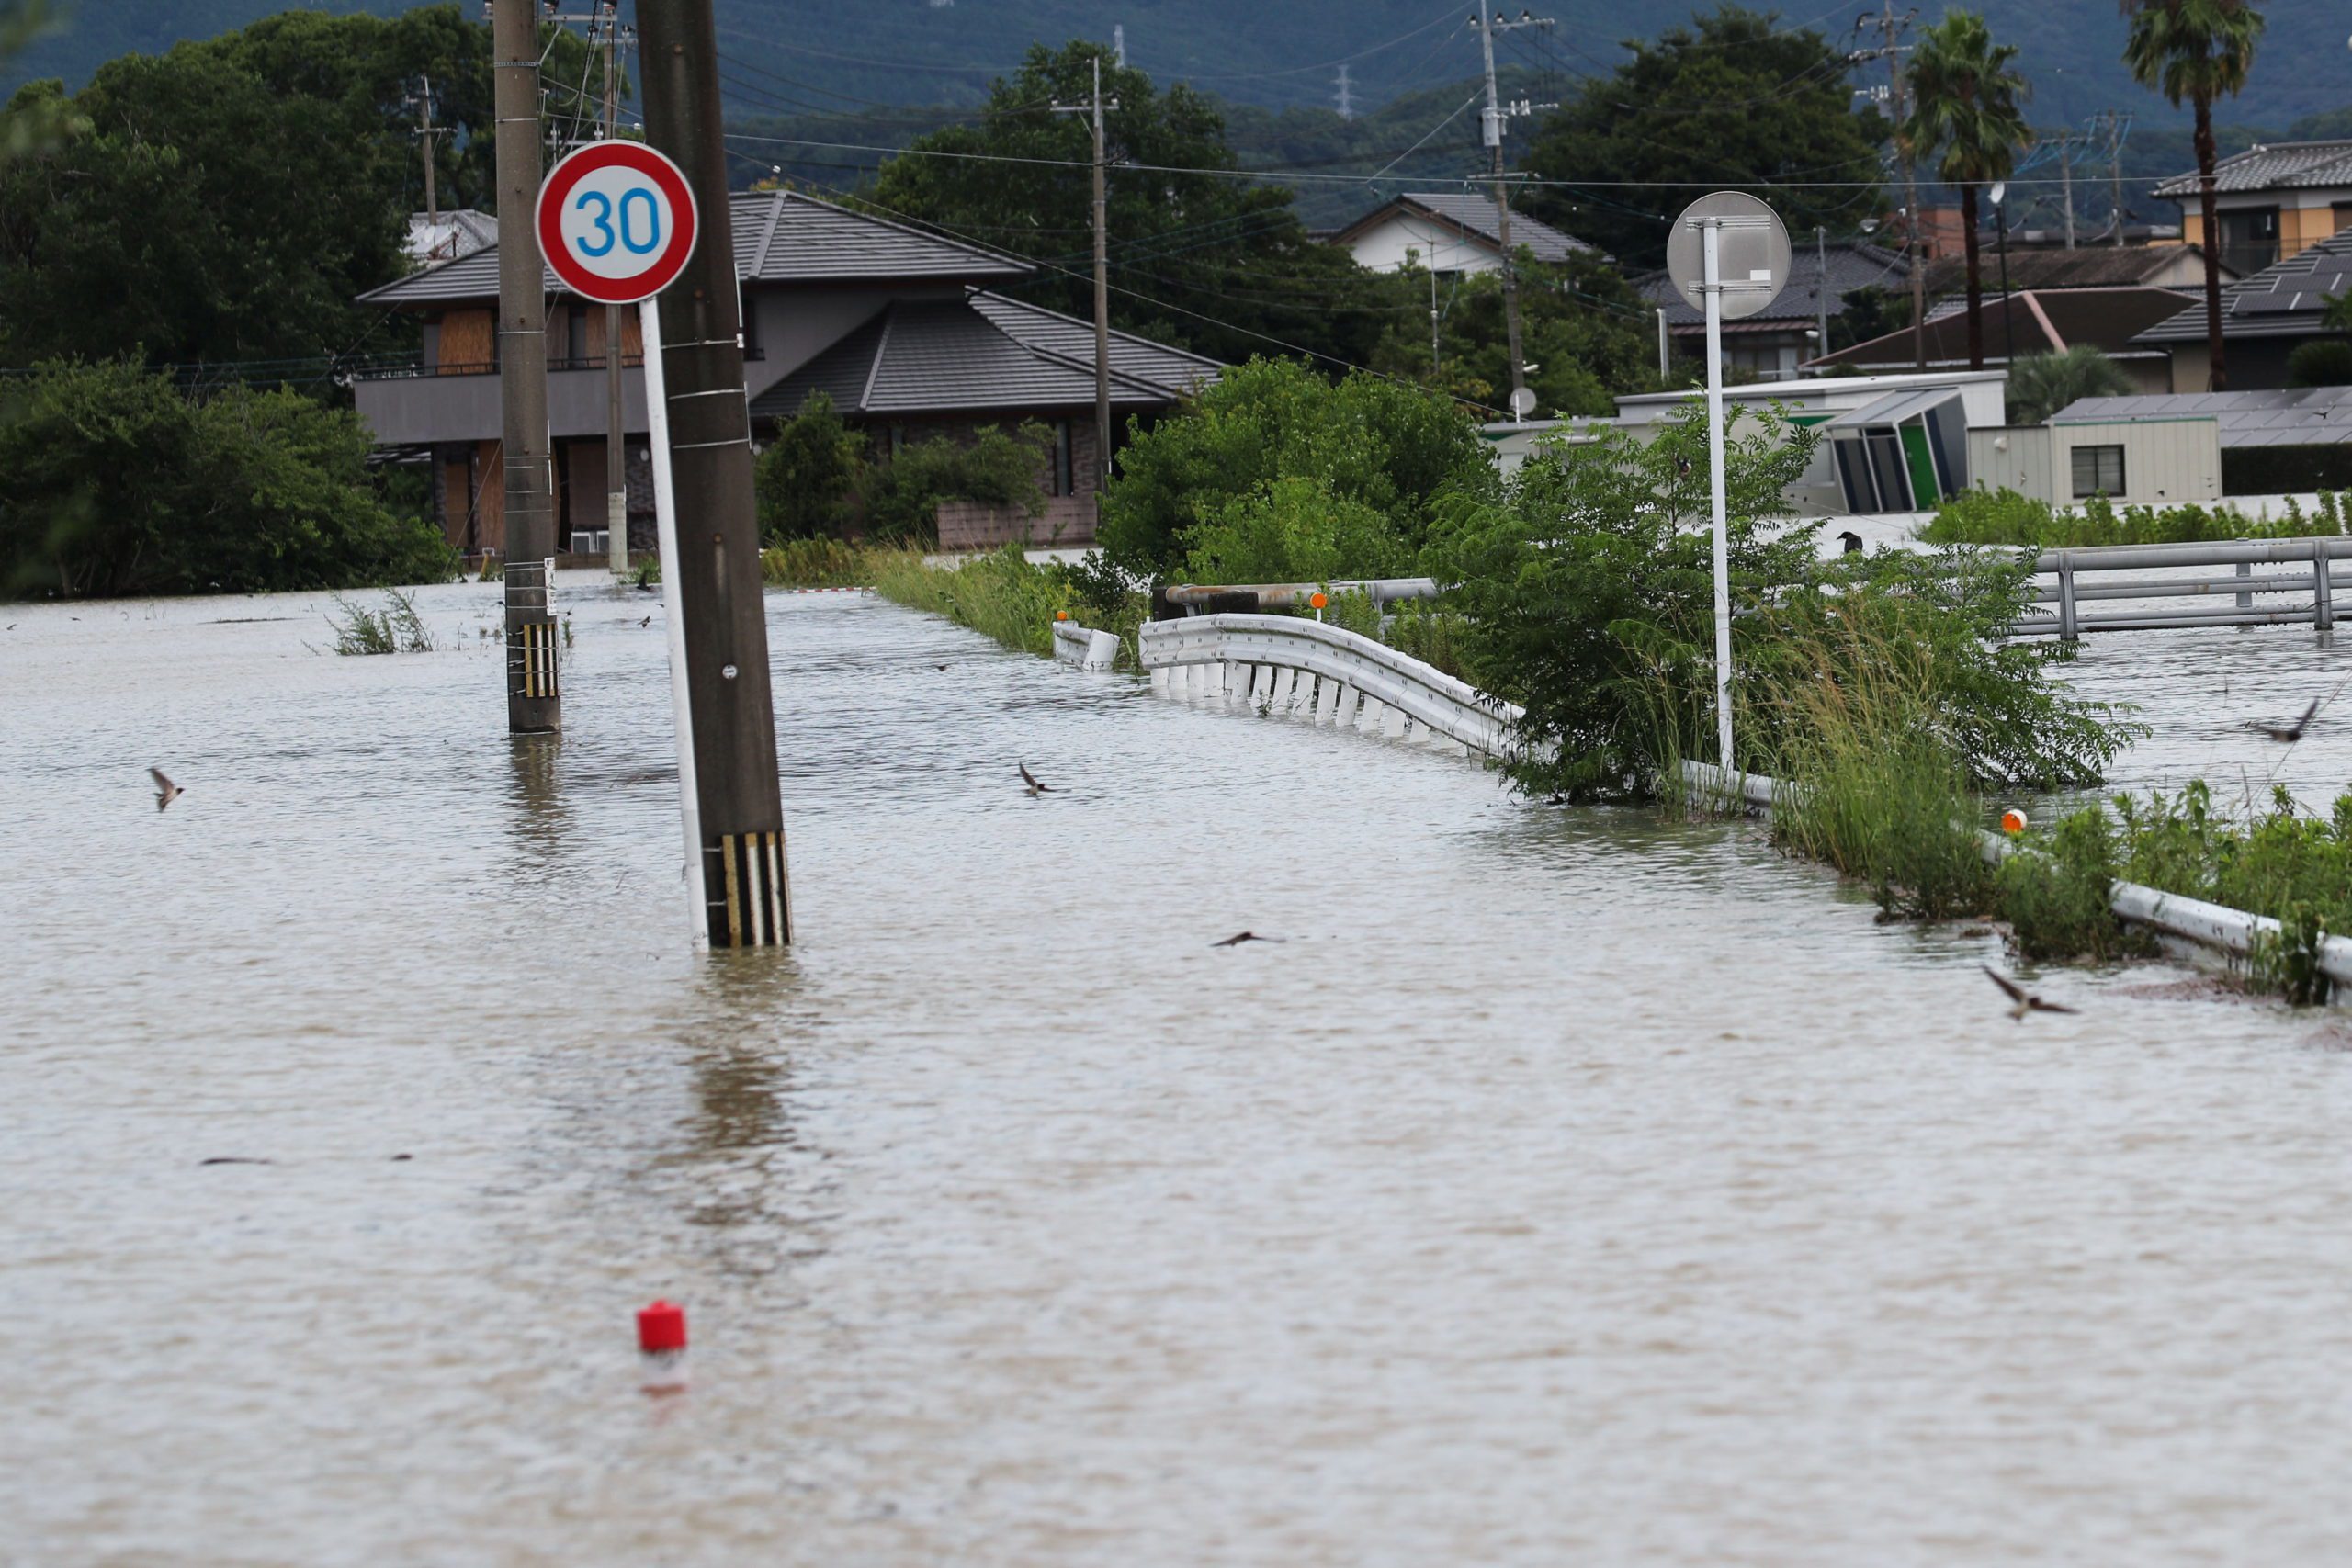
[1635,240,1908,383]
[404,209,498,266]
[2152,141,2352,276]
[2037,387,2352,496]
[1614,368,2010,515]
[1967,415,2222,509]
[1804,287,2197,391]
[351,190,1221,554]
[2131,225,2352,392]
[1327,191,1599,277]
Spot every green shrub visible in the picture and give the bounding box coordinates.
[753,392,865,543]
[326,589,433,655]
[859,423,1052,546]
[0,358,457,599]
[1099,356,1493,581]
[1922,486,2348,549]
[2289,340,2352,389]
[868,543,1073,656]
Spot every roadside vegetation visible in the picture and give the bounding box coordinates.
[325,589,435,655]
[1920,487,2352,550]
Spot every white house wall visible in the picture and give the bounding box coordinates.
[1341,212,1499,276]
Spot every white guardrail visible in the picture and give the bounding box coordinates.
[1136,612,1522,760]
[1051,619,1121,670]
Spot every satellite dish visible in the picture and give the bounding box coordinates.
[1509,386,1539,418]
[1666,191,1792,321]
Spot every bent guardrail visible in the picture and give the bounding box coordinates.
[1137,613,1521,760]
[1051,619,1121,670]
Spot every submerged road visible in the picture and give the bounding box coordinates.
[7,581,2352,1563]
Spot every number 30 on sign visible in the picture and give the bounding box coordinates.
[535,141,699,306]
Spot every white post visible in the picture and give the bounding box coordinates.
[1701,219,1735,773]
[640,297,709,947]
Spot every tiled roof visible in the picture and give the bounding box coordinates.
[2154,141,2352,197]
[1394,192,1598,264]
[1638,240,1907,328]
[749,291,1221,421]
[1812,287,2193,367]
[405,209,498,265]
[1920,246,2211,297]
[360,190,1031,307]
[2051,387,2352,447]
[2133,226,2352,344]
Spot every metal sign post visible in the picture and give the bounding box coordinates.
[1668,192,1791,775]
[639,295,708,947]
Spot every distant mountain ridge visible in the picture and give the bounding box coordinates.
[12,2,2348,130]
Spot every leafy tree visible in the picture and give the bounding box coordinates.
[2123,0,2265,392]
[866,40,1407,370]
[1903,11,2033,372]
[1370,254,1659,417]
[1517,6,1886,273]
[2006,344,2133,423]
[754,393,867,542]
[0,359,453,598]
[1096,356,1493,581]
[0,1,81,163]
[1182,474,1405,585]
[0,5,620,369]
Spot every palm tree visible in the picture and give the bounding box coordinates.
[2121,1,2264,392]
[1901,11,2032,372]
[2006,345,2135,423]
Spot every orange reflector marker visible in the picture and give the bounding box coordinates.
[1055,610,1069,621]
[2002,808,2029,834]
[1309,592,1328,609]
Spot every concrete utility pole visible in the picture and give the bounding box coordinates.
[601,3,629,574]
[1815,225,1830,364]
[1474,1,1555,415]
[2109,111,2128,247]
[410,75,443,228]
[638,0,791,947]
[2053,130,2077,249]
[1054,60,1119,485]
[492,0,560,733]
[1863,4,1926,372]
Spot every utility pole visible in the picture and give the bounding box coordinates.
[600,2,628,574]
[2109,111,2128,247]
[1863,5,1926,371]
[1475,1,1555,416]
[638,0,791,946]
[409,75,443,230]
[492,0,560,733]
[1815,225,1829,367]
[1054,59,1118,486]
[1430,271,1442,375]
[2054,130,2077,249]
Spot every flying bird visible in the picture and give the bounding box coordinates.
[2251,698,2321,742]
[1212,931,1286,947]
[149,767,183,811]
[1019,763,1056,796]
[639,615,651,627]
[198,1156,273,1166]
[1982,964,2077,1021]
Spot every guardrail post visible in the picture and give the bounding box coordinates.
[2316,538,2335,631]
[2236,558,2252,618]
[2056,550,2078,642]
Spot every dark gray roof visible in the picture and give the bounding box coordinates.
[360,190,1030,307]
[2154,141,2352,198]
[406,209,498,265]
[2133,225,2352,344]
[1345,195,1599,267]
[1639,240,1906,328]
[749,290,1220,421]
[2052,387,2352,447]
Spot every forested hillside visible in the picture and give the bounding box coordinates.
[15,0,2352,126]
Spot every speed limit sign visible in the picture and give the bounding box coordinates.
[536,141,699,305]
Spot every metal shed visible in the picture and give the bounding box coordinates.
[1825,389,1970,513]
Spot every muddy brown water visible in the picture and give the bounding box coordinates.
[8,581,2352,1564]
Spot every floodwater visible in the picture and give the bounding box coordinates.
[9,579,2352,1565]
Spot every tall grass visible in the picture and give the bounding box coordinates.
[868,545,1076,658]
[760,537,868,588]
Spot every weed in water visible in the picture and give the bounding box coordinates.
[1993,806,2143,962]
[328,590,433,655]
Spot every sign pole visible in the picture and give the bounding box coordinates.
[1702,218,1735,774]
[640,295,707,947]
[639,0,791,948]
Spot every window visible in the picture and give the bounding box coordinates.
[565,308,588,367]
[2216,206,2279,275]
[2072,444,2125,499]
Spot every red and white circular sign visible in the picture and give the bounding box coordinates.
[536,141,698,305]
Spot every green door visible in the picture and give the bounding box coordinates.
[1898,421,1939,507]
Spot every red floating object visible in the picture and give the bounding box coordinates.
[637,1299,687,1355]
